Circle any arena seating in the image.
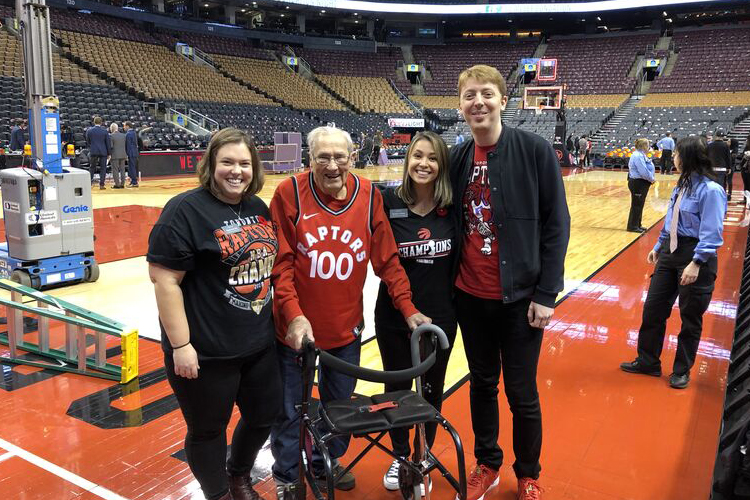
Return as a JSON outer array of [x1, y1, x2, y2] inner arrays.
[[307, 109, 398, 137], [50, 7, 156, 44], [317, 75, 413, 114], [162, 31, 276, 60], [593, 93, 750, 154], [57, 31, 275, 105], [412, 41, 537, 95], [0, 29, 22, 78], [544, 32, 659, 94], [296, 47, 403, 79], [651, 27, 750, 93], [213, 54, 346, 111], [179, 101, 318, 146]]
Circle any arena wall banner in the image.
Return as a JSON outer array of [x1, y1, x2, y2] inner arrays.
[[139, 148, 275, 177], [387, 118, 425, 128]]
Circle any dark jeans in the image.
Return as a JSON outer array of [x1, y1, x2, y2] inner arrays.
[[165, 346, 282, 500], [375, 321, 457, 457], [627, 177, 651, 230], [127, 155, 139, 185], [636, 237, 717, 376], [715, 172, 728, 194], [660, 150, 673, 174], [455, 288, 543, 479], [90, 155, 106, 186], [271, 338, 361, 484]]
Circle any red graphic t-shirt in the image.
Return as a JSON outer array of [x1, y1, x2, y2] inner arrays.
[[455, 143, 503, 299]]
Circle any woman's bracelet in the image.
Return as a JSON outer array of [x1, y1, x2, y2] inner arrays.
[[171, 341, 191, 350]]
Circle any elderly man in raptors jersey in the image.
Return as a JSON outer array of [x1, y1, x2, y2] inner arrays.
[[270, 126, 430, 499]]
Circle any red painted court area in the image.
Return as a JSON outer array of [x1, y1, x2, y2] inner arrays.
[[0, 195, 745, 500]]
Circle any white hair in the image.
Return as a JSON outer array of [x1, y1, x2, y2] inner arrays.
[[307, 126, 353, 156], [109, 123, 119, 133]]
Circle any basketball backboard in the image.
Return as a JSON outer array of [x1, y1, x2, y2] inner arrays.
[[523, 86, 564, 110]]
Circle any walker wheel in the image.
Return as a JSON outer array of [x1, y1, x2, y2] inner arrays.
[[398, 463, 420, 500]]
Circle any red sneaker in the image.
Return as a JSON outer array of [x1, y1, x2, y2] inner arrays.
[[517, 477, 542, 500], [457, 464, 499, 500]]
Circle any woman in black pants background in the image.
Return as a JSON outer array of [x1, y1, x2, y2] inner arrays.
[[148, 128, 281, 500], [375, 131, 457, 494]]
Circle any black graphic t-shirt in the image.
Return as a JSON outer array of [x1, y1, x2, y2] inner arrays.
[[147, 187, 277, 360], [374, 187, 456, 329]]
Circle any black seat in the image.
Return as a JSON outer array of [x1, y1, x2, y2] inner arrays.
[[321, 390, 438, 436]]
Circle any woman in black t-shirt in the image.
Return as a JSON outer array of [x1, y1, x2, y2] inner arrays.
[[375, 131, 457, 493], [147, 128, 280, 500]]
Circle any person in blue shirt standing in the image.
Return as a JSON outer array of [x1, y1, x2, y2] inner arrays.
[[620, 135, 726, 389], [656, 132, 675, 175], [626, 138, 656, 233]]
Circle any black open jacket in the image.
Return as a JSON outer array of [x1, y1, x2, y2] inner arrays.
[[449, 126, 571, 308]]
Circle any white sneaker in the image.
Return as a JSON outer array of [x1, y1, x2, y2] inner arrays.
[[383, 459, 401, 491], [419, 476, 433, 496], [383, 459, 433, 496]]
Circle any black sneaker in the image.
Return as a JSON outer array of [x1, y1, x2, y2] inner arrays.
[[620, 359, 661, 377], [315, 463, 356, 491], [669, 372, 690, 389]]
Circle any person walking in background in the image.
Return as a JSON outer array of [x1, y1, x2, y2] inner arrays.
[[621, 135, 726, 389], [740, 134, 750, 207], [86, 116, 110, 190], [626, 138, 656, 233], [578, 135, 589, 168], [373, 131, 384, 165], [147, 128, 281, 500], [376, 131, 457, 495], [708, 129, 731, 195], [657, 132, 675, 175], [124, 121, 140, 187], [109, 123, 127, 189], [9, 119, 26, 151]]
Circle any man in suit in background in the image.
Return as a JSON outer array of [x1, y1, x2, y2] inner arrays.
[[9, 119, 26, 151], [86, 116, 110, 190], [109, 123, 127, 189], [124, 122, 140, 187]]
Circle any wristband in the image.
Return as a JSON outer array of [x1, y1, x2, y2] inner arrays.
[[171, 341, 191, 350]]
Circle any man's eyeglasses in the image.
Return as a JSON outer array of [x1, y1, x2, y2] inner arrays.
[[314, 154, 350, 166]]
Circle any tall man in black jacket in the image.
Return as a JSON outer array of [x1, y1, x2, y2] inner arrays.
[[450, 65, 570, 500]]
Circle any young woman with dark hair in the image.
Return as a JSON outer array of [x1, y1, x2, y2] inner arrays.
[[621, 135, 726, 389], [148, 128, 280, 500]]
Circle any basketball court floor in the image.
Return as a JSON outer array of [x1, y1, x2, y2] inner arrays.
[[0, 165, 745, 500]]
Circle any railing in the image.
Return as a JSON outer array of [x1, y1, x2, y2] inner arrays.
[[189, 109, 219, 132], [168, 107, 208, 135], [389, 78, 421, 114], [0, 279, 138, 383], [175, 43, 216, 69]]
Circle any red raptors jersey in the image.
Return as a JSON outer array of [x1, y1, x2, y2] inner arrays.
[[271, 172, 417, 350]]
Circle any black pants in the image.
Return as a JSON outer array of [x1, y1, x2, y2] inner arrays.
[[727, 169, 734, 197], [165, 346, 282, 500], [90, 155, 106, 187], [715, 171, 728, 194], [455, 289, 543, 479], [627, 177, 651, 230], [741, 170, 750, 196], [635, 237, 717, 376], [660, 150, 673, 174], [375, 321, 457, 457], [373, 146, 381, 165]]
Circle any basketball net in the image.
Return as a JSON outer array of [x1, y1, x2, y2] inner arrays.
[[534, 105, 544, 116]]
